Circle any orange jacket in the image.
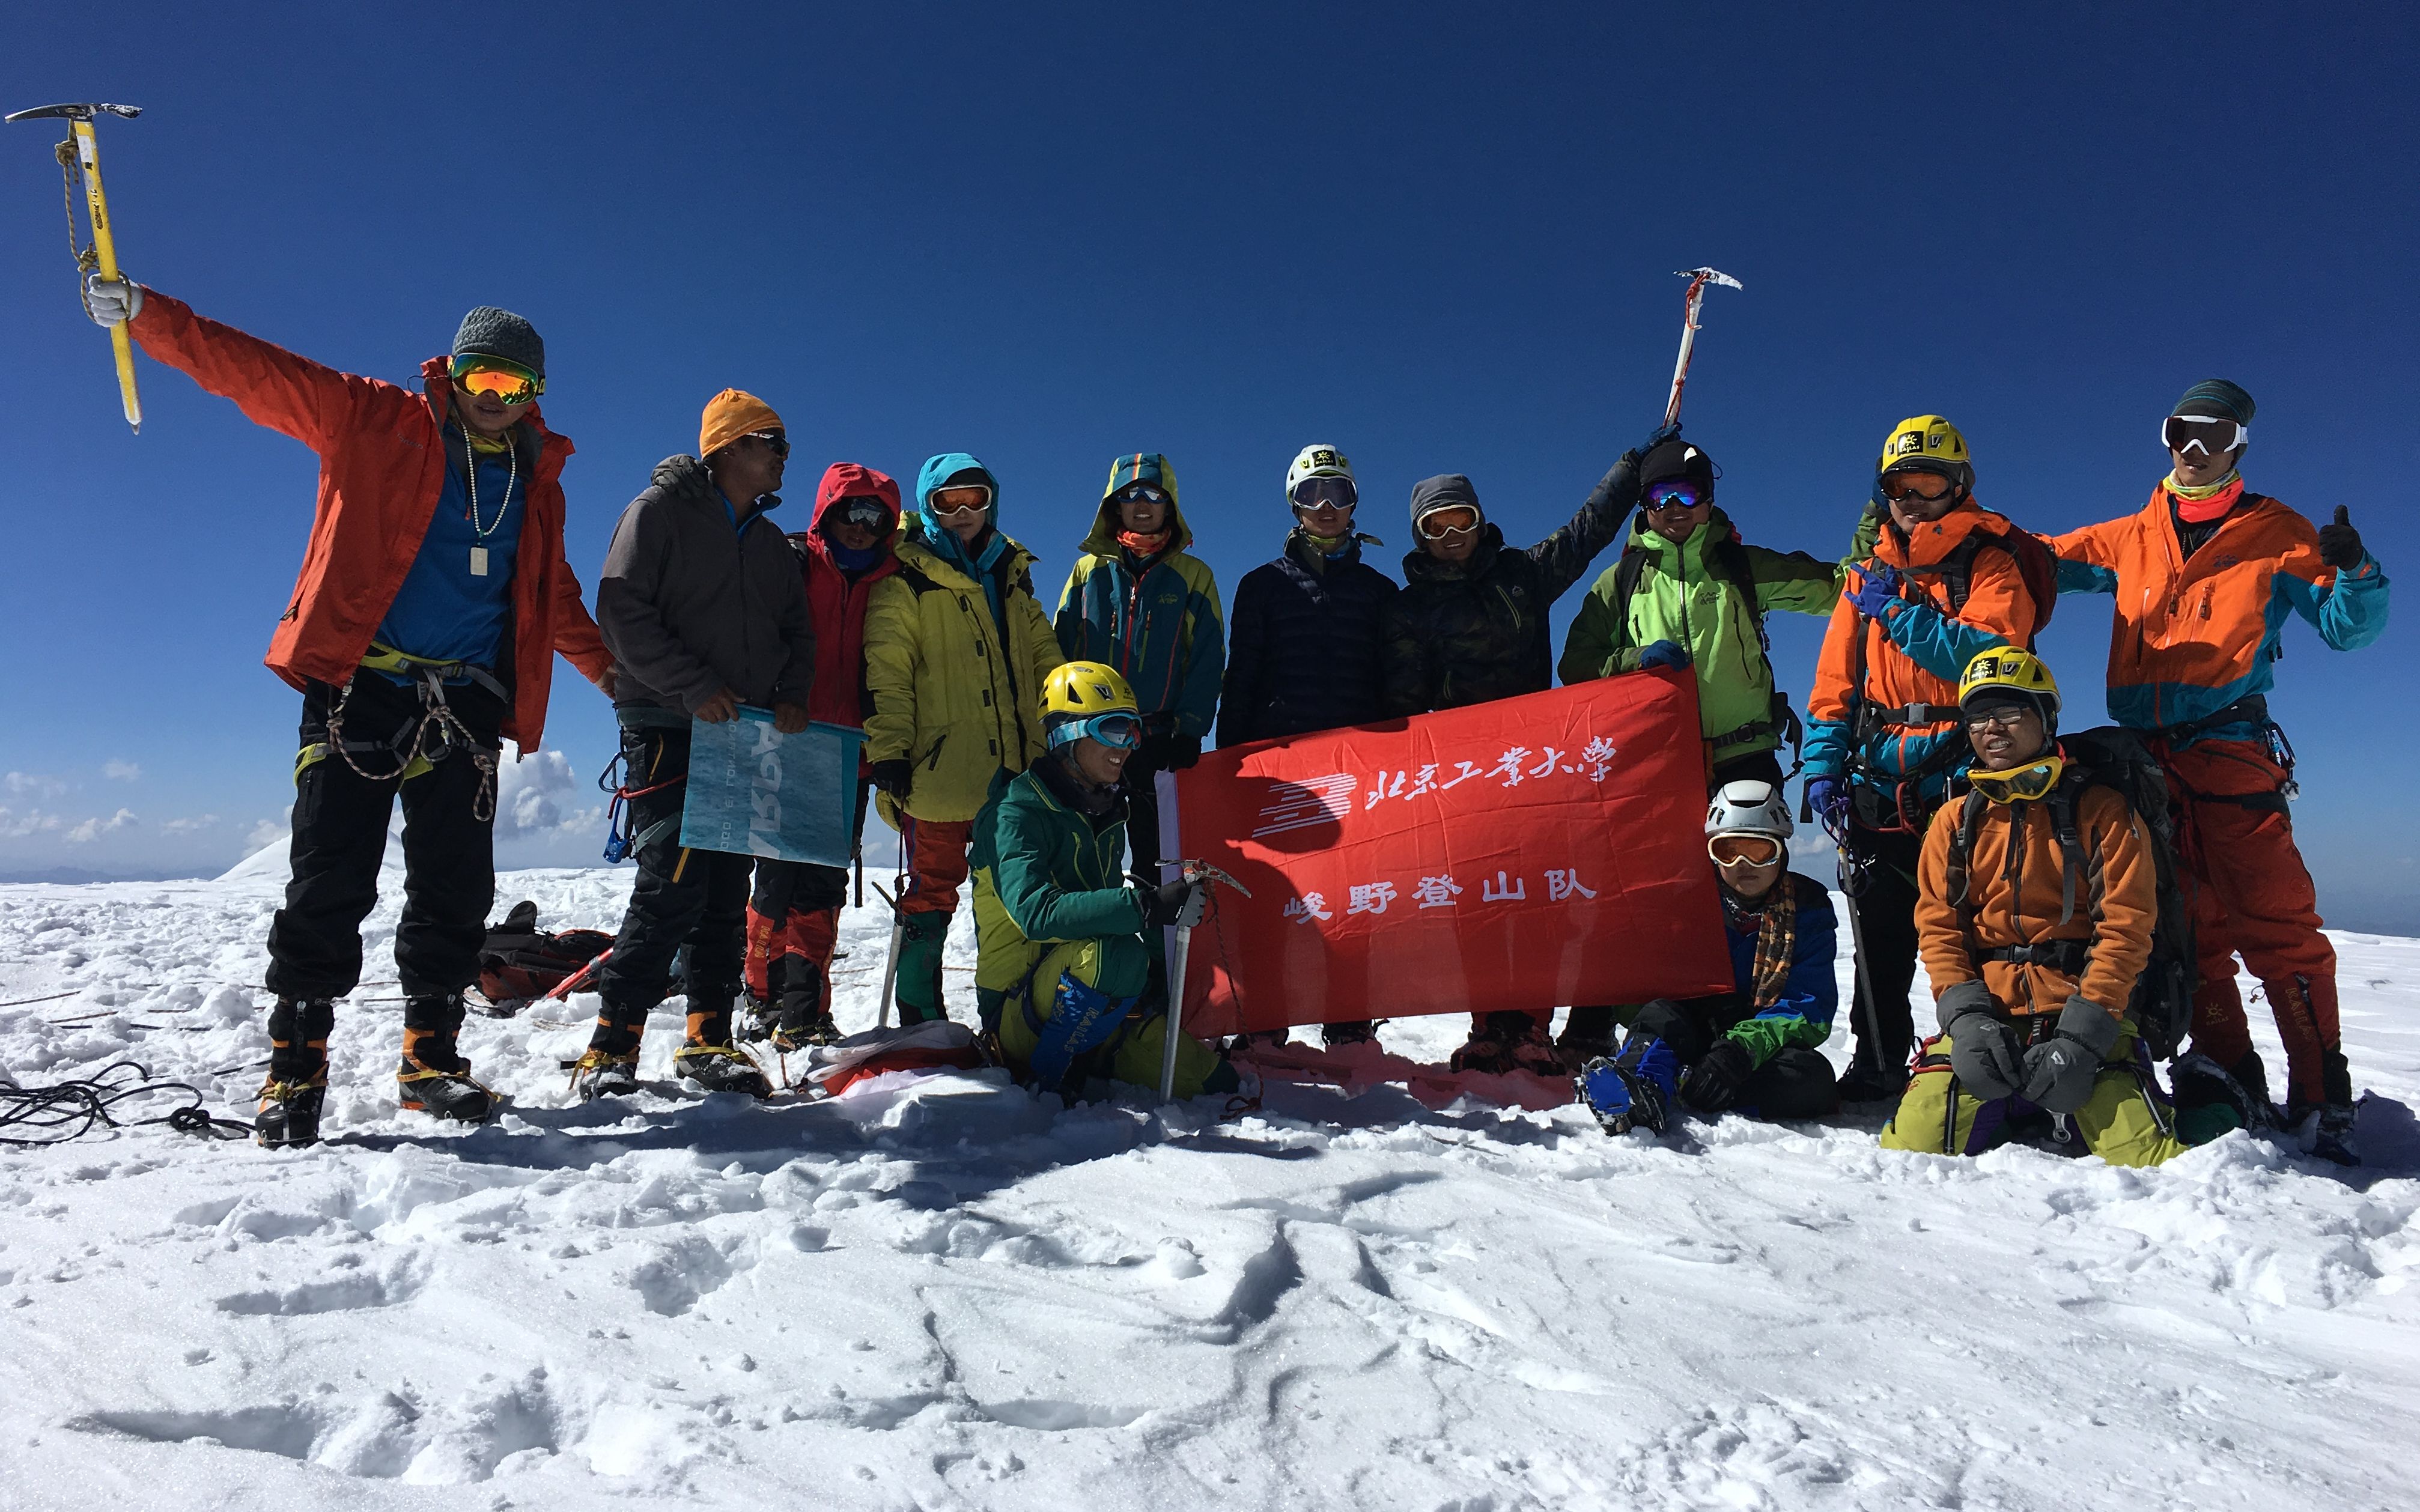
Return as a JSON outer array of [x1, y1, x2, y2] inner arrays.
[[2048, 485, 2388, 733], [128, 291, 613, 750], [1804, 501, 2041, 784], [1915, 775, 2154, 1023]]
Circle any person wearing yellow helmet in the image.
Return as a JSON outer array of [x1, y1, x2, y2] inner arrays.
[[1880, 649, 2187, 1167], [967, 661, 1241, 1098]]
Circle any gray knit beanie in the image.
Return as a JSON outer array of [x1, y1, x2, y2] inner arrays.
[[452, 306, 544, 377]]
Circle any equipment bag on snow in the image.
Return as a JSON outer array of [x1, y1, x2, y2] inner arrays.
[[476, 900, 614, 1013], [1941, 727, 2194, 1060]]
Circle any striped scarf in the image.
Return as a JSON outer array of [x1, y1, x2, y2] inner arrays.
[[1737, 881, 1799, 1009]]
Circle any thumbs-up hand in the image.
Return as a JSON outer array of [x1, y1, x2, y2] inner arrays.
[[2318, 505, 2365, 569]]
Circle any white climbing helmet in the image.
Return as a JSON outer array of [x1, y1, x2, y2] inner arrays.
[[1705, 779, 1793, 840]]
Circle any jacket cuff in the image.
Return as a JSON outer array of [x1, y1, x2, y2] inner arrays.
[[2055, 995, 2124, 1058]]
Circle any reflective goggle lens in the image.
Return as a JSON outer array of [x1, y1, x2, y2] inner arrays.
[[1708, 834, 1783, 867], [1291, 476, 1357, 511], [1113, 484, 1170, 505], [2163, 415, 2248, 456], [1879, 470, 1957, 502], [1644, 481, 1706, 512], [838, 497, 889, 530], [931, 485, 993, 515], [452, 357, 541, 403], [1418, 509, 1480, 539], [1968, 754, 2064, 803], [1083, 712, 1142, 749]]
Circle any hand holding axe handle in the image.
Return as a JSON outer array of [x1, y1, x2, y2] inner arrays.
[[7, 103, 144, 433], [1664, 266, 1742, 428]]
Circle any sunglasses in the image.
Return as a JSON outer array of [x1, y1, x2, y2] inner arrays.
[[1291, 477, 1357, 511], [1879, 470, 1959, 503], [1968, 753, 2064, 804], [2163, 414, 2248, 457], [930, 484, 993, 516], [1708, 833, 1783, 868], [1644, 481, 1707, 513], [742, 430, 790, 458], [1963, 704, 2037, 733], [451, 356, 543, 405], [1113, 484, 1170, 506], [1418, 510, 1481, 540]]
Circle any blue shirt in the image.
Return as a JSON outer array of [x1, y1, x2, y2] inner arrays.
[[375, 423, 525, 674]]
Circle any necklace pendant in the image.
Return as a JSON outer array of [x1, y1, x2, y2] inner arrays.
[[470, 546, 490, 577]]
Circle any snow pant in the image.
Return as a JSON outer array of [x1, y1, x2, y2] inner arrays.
[[1840, 819, 1926, 1087], [744, 779, 868, 1018], [890, 813, 979, 1024], [1709, 747, 1787, 793], [265, 674, 504, 1013], [591, 723, 752, 1056], [2162, 737, 2349, 1110], [1879, 1023, 2186, 1168], [991, 934, 1236, 1099], [1616, 995, 1837, 1120]]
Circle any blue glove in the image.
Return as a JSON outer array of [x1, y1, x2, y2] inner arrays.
[[1637, 639, 1691, 671], [1806, 776, 1849, 833], [1639, 421, 1682, 454], [1847, 563, 1903, 621]]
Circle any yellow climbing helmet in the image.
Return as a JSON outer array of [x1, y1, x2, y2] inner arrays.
[[1958, 647, 2060, 721], [1041, 660, 1143, 749], [1878, 414, 1974, 489]]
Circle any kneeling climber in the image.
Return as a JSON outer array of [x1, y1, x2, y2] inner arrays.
[[970, 661, 1241, 1099]]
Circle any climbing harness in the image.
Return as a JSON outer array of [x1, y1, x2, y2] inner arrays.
[[306, 645, 505, 821]]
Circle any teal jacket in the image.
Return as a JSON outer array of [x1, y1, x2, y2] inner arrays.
[[974, 754, 1148, 947], [1054, 455, 1225, 739]]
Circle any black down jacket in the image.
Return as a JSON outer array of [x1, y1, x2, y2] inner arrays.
[[1217, 530, 1400, 747], [1381, 458, 1639, 715]]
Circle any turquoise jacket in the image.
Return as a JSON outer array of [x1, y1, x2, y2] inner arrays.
[[1053, 454, 1226, 739]]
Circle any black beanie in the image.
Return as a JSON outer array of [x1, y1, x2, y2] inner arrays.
[[452, 306, 544, 377], [2172, 379, 2254, 426], [1640, 439, 1716, 491]]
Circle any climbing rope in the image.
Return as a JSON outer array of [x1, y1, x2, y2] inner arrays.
[[0, 1060, 255, 1145]]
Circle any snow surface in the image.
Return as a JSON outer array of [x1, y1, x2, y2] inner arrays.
[[1, 866, 2415, 1511]]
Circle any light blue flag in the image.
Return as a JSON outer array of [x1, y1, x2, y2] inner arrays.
[[679, 709, 864, 865]]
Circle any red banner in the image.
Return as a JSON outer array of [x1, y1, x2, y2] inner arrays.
[[1158, 669, 1733, 1037]]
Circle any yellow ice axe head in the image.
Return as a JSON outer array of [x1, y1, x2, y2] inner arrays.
[[8, 102, 145, 433]]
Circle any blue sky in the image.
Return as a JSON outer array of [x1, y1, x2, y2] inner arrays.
[[2, 4, 2413, 926]]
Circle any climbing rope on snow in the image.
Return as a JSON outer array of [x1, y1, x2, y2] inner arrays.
[[0, 1060, 255, 1145]]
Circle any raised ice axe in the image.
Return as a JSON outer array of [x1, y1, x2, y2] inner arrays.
[[1663, 266, 1742, 428], [1158, 860, 1251, 1102], [7, 102, 144, 433]]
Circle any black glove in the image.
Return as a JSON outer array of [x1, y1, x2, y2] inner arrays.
[[2318, 506, 2365, 569], [1164, 733, 1202, 770], [866, 759, 914, 800], [1680, 1037, 1756, 1114], [2018, 995, 2123, 1116], [1138, 878, 1203, 928], [1936, 980, 2023, 1101]]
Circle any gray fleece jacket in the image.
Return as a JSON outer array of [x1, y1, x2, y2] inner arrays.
[[597, 454, 816, 721]]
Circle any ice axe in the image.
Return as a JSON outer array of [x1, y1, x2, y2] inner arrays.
[[1662, 266, 1742, 428], [1157, 860, 1251, 1102], [7, 102, 144, 433]]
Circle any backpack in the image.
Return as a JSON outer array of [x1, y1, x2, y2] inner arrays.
[[475, 900, 614, 1015], [1900, 523, 2060, 643], [1941, 727, 2194, 1060]]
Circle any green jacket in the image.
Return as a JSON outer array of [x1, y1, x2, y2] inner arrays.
[[974, 755, 1148, 947], [1054, 466, 1225, 739], [1558, 507, 1841, 761]]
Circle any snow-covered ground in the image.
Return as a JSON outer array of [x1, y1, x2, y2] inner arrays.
[[1, 863, 2414, 1511]]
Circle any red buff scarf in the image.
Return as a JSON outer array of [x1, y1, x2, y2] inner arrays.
[[2166, 471, 2244, 523], [1116, 528, 1172, 556]]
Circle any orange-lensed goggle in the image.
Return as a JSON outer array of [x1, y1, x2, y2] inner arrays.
[[451, 355, 544, 405], [1707, 833, 1783, 868]]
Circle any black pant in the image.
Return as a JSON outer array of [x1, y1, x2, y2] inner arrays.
[[1840, 819, 1926, 1082], [1710, 747, 1787, 791], [1622, 995, 1837, 1120], [264, 675, 503, 1003], [593, 723, 752, 1053]]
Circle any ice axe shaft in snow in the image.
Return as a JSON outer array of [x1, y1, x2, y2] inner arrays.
[[1158, 861, 1251, 1102], [1835, 848, 1889, 1094], [1662, 267, 1742, 428], [8, 102, 144, 433]]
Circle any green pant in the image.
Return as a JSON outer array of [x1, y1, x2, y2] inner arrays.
[[992, 934, 1232, 1099], [1879, 1026, 2187, 1168]]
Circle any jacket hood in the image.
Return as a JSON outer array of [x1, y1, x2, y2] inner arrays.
[[1081, 452, 1193, 557], [1408, 473, 1484, 529], [915, 451, 1000, 526], [810, 462, 902, 536]]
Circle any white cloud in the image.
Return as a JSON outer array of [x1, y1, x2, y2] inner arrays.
[[493, 744, 601, 842], [243, 818, 287, 857], [162, 814, 221, 834], [64, 808, 139, 844], [5, 772, 67, 800], [102, 759, 142, 782], [0, 806, 65, 838]]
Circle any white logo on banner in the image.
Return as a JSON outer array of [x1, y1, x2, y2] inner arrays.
[[1252, 773, 1357, 837]]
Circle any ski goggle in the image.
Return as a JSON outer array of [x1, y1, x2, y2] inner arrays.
[[1417, 506, 1482, 539], [1879, 470, 1958, 503], [929, 484, 993, 517], [1707, 833, 1783, 868], [1291, 476, 1357, 511], [2163, 414, 2249, 456], [1643, 481, 1707, 513], [1111, 483, 1170, 506], [450, 356, 543, 404], [1968, 753, 2064, 804], [1048, 711, 1142, 750], [833, 497, 889, 531]]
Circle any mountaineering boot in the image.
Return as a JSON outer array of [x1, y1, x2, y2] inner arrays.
[[892, 911, 952, 1024], [1576, 1055, 1668, 1136], [673, 1043, 773, 1099], [1833, 1058, 1907, 1105], [1226, 1028, 1294, 1054], [258, 996, 335, 1147], [767, 955, 839, 1051], [1320, 1020, 1379, 1051], [569, 1048, 640, 1101], [740, 992, 780, 1044], [397, 992, 493, 1123], [2168, 1051, 2266, 1146], [2311, 1101, 2361, 1167], [1451, 1012, 1557, 1075]]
